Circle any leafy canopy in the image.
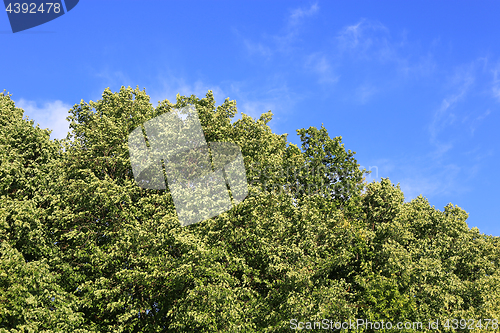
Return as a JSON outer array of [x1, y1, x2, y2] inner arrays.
[[1, 87, 499, 332]]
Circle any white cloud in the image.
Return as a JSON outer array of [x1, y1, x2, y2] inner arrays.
[[355, 84, 378, 104], [238, 3, 319, 58], [95, 69, 130, 88], [399, 177, 442, 202], [237, 12, 437, 99], [337, 21, 363, 49], [151, 75, 227, 108], [226, 77, 298, 123], [493, 85, 500, 101], [427, 63, 475, 157], [15, 99, 72, 141], [465, 109, 491, 136], [91, 68, 135, 101], [366, 154, 470, 203], [335, 19, 436, 79], [422, 56, 500, 164], [304, 52, 339, 84], [237, 100, 276, 119], [397, 53, 436, 79], [288, 3, 319, 26], [398, 161, 469, 202], [243, 39, 273, 58], [150, 73, 299, 132], [492, 62, 500, 102], [336, 19, 390, 59]]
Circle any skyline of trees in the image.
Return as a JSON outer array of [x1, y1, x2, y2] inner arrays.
[[1, 87, 499, 332]]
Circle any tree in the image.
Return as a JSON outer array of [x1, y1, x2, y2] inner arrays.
[[0, 91, 89, 332], [1, 87, 499, 332], [353, 178, 500, 329]]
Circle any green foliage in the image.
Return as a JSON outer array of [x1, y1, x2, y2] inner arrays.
[[1, 87, 499, 332]]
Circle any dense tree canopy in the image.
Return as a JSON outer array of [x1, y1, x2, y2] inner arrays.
[[1, 87, 499, 332]]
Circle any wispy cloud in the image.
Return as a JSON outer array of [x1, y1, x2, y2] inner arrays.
[[288, 3, 319, 26], [425, 58, 500, 160], [397, 53, 436, 79], [335, 19, 436, 78], [278, 3, 320, 50], [398, 163, 466, 202], [426, 62, 476, 158], [150, 71, 300, 132], [366, 154, 470, 203], [226, 76, 299, 123], [236, 12, 440, 104], [237, 3, 319, 58], [152, 75, 227, 107], [492, 61, 500, 102], [95, 69, 130, 88], [92, 68, 135, 99], [355, 83, 379, 104], [463, 109, 491, 136], [366, 56, 499, 204], [15, 99, 72, 140], [237, 99, 276, 119], [336, 19, 391, 60], [304, 52, 339, 84], [243, 39, 273, 58]]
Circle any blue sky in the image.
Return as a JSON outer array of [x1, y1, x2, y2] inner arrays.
[[2, 1, 500, 236]]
